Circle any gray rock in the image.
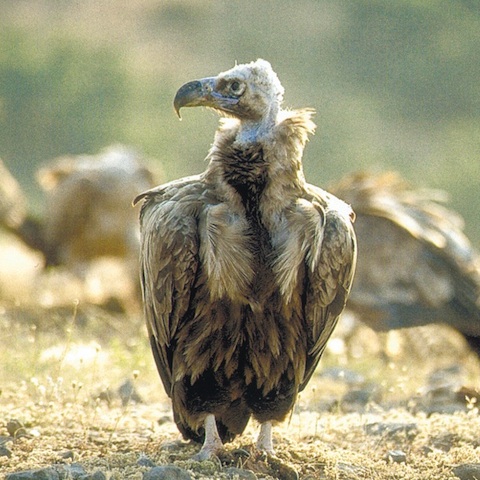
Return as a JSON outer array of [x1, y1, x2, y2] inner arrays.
[[231, 448, 250, 460], [453, 463, 480, 480], [79, 471, 106, 480], [6, 419, 27, 438], [0, 435, 14, 445], [137, 454, 156, 467], [143, 465, 192, 480], [386, 450, 407, 463], [340, 383, 382, 412], [159, 440, 190, 451], [365, 422, 418, 439], [0, 445, 12, 457], [319, 366, 366, 385], [429, 432, 459, 452], [62, 463, 87, 478], [336, 463, 367, 478], [224, 467, 257, 479], [57, 450, 75, 460], [118, 379, 144, 406], [6, 468, 60, 480]]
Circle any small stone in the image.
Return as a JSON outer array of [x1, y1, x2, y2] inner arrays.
[[453, 463, 480, 480], [118, 379, 144, 406], [224, 467, 258, 479], [340, 383, 382, 412], [429, 432, 459, 452], [319, 366, 365, 385], [137, 454, 156, 467], [159, 440, 190, 451], [143, 465, 192, 480], [386, 450, 407, 463], [6, 419, 27, 438], [57, 450, 75, 460], [365, 422, 418, 439], [0, 445, 12, 457], [267, 456, 299, 480], [79, 471, 106, 480], [231, 448, 251, 460], [5, 468, 60, 480], [157, 415, 172, 426], [0, 435, 14, 445], [64, 463, 87, 478]]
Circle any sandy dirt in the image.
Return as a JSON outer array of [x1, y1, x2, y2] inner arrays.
[[1, 235, 480, 479]]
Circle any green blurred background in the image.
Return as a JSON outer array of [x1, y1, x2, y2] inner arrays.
[[1, 0, 479, 246]]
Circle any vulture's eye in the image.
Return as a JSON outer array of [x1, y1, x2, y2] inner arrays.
[[229, 81, 245, 96]]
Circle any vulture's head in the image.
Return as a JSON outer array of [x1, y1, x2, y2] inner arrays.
[[174, 59, 284, 126]]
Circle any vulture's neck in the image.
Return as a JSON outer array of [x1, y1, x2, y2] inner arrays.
[[234, 105, 278, 148], [206, 108, 315, 212]]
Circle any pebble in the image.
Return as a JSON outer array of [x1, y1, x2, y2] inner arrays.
[[118, 379, 144, 406], [143, 465, 192, 480], [8, 463, 91, 480], [428, 432, 459, 452], [157, 415, 172, 425], [319, 366, 366, 385], [231, 448, 250, 461], [61, 463, 87, 478], [6, 419, 28, 438], [386, 450, 407, 463], [452, 463, 480, 480], [0, 445, 12, 457], [267, 456, 299, 480], [365, 422, 418, 439], [336, 463, 368, 478], [0, 435, 14, 445], [5, 468, 60, 480], [224, 467, 257, 479], [57, 450, 75, 460], [159, 439, 190, 451], [137, 454, 156, 467], [339, 383, 382, 412], [78, 471, 106, 480]]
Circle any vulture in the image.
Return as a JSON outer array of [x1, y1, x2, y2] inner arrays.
[[0, 158, 27, 232], [0, 158, 45, 254], [330, 171, 480, 354], [37, 144, 153, 274], [134, 59, 357, 459]]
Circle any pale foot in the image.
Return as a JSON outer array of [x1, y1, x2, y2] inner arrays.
[[256, 421, 275, 455], [193, 414, 224, 461]]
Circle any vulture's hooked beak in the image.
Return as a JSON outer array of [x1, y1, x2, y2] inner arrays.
[[173, 77, 240, 118]]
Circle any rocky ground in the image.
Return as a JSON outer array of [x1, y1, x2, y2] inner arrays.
[[2, 234, 480, 480]]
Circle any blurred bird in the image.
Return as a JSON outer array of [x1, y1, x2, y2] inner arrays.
[[0, 158, 46, 254], [330, 171, 480, 355], [0, 158, 27, 232], [37, 144, 154, 275], [135, 59, 356, 459]]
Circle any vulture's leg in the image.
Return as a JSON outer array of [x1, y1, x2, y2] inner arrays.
[[256, 421, 275, 454], [194, 414, 223, 460]]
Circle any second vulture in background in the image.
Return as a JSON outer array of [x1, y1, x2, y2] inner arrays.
[[37, 144, 154, 275], [330, 171, 480, 354]]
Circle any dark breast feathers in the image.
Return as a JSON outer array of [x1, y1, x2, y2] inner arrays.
[[136, 125, 356, 445]]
